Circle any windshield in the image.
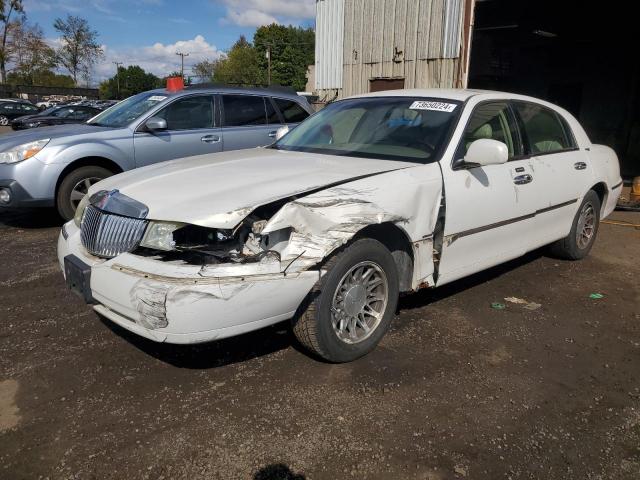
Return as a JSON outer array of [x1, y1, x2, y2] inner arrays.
[[273, 97, 461, 162], [87, 92, 168, 128]]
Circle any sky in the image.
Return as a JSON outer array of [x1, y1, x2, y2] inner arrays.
[[20, 0, 316, 84]]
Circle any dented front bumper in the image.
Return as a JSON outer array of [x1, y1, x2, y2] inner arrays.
[[57, 222, 320, 344]]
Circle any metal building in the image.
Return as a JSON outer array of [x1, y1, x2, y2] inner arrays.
[[315, 0, 471, 101]]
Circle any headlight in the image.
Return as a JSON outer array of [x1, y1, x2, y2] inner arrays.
[[73, 194, 91, 227], [140, 221, 185, 251], [0, 139, 50, 164]]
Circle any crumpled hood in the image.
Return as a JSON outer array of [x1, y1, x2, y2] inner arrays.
[[0, 123, 113, 150], [91, 148, 417, 228]]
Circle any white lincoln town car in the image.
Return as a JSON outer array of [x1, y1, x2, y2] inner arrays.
[[57, 89, 622, 362]]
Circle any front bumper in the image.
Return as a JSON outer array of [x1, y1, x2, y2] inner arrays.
[[58, 222, 321, 344], [0, 158, 62, 208]]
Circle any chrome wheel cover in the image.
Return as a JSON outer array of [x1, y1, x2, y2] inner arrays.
[[70, 177, 102, 211], [576, 202, 596, 249], [0, 116, 8, 126], [331, 261, 388, 344]]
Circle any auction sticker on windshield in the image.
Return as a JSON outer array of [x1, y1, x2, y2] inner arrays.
[[409, 101, 457, 112], [148, 96, 167, 102]]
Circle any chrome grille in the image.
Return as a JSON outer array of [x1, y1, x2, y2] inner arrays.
[[80, 205, 148, 258]]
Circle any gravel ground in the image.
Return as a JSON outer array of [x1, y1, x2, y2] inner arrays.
[[0, 204, 639, 480]]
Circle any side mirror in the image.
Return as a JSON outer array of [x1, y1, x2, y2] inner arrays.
[[274, 125, 290, 141], [464, 139, 509, 167], [145, 116, 167, 131]]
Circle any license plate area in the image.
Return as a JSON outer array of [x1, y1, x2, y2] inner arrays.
[[64, 255, 94, 304]]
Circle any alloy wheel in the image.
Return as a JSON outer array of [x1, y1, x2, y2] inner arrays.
[[331, 261, 389, 344], [576, 202, 596, 249], [69, 177, 101, 211]]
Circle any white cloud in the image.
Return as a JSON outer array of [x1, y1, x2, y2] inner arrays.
[[226, 9, 279, 27], [90, 35, 224, 82], [218, 0, 315, 27]]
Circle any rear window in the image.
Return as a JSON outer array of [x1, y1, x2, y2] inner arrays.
[[274, 98, 308, 123], [222, 95, 266, 126], [513, 102, 575, 154]]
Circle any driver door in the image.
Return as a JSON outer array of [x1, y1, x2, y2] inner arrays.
[[437, 101, 541, 285], [133, 94, 222, 167]]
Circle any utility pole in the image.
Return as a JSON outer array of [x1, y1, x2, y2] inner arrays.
[[112, 61, 123, 99], [176, 52, 189, 79], [266, 45, 271, 85]]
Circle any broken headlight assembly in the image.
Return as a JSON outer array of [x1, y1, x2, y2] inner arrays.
[[140, 221, 186, 251], [137, 217, 290, 265]]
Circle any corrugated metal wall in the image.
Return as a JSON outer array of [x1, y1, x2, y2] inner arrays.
[[315, 0, 345, 90], [315, 0, 466, 99]]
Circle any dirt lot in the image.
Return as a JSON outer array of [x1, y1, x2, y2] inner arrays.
[[0, 204, 639, 480]]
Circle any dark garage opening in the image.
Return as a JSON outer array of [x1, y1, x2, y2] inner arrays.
[[468, 0, 639, 179]]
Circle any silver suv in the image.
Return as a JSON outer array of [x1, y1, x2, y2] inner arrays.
[[0, 86, 312, 220]]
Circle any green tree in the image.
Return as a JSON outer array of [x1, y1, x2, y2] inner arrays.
[[0, 0, 24, 83], [192, 59, 217, 83], [253, 24, 314, 90], [212, 36, 263, 86], [99, 65, 161, 99], [7, 69, 74, 87], [7, 20, 57, 85], [53, 15, 103, 85]]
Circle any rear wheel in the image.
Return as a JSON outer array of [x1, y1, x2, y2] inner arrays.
[[0, 115, 9, 126], [292, 238, 399, 363], [549, 190, 601, 260], [56, 166, 113, 221]]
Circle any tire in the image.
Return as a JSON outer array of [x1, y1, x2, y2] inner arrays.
[[56, 166, 113, 221], [549, 190, 601, 260], [0, 115, 8, 126], [292, 238, 399, 363]]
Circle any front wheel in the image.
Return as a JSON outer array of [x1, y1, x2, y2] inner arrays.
[[549, 190, 601, 260], [56, 166, 113, 221], [0, 115, 9, 126], [292, 238, 399, 363]]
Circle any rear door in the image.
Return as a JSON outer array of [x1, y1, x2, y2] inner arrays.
[[438, 101, 540, 285], [220, 94, 280, 150], [511, 101, 591, 245], [133, 94, 221, 167]]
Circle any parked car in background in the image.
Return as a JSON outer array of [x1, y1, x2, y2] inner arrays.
[[0, 101, 39, 125], [11, 105, 102, 130], [0, 86, 313, 220], [57, 89, 622, 362], [36, 100, 60, 110]]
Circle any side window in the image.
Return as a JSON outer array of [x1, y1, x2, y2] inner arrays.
[[459, 102, 521, 159], [156, 95, 214, 130], [265, 98, 281, 124], [222, 95, 266, 126], [513, 102, 572, 154], [274, 98, 309, 123]]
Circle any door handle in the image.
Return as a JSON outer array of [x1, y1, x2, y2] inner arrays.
[[201, 135, 220, 143], [574, 162, 587, 170], [514, 174, 533, 185], [268, 130, 277, 138]]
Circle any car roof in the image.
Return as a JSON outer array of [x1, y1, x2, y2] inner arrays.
[[351, 88, 566, 109], [146, 85, 303, 101], [352, 88, 486, 101]]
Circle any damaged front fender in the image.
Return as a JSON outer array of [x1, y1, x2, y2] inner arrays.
[[262, 164, 443, 288]]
